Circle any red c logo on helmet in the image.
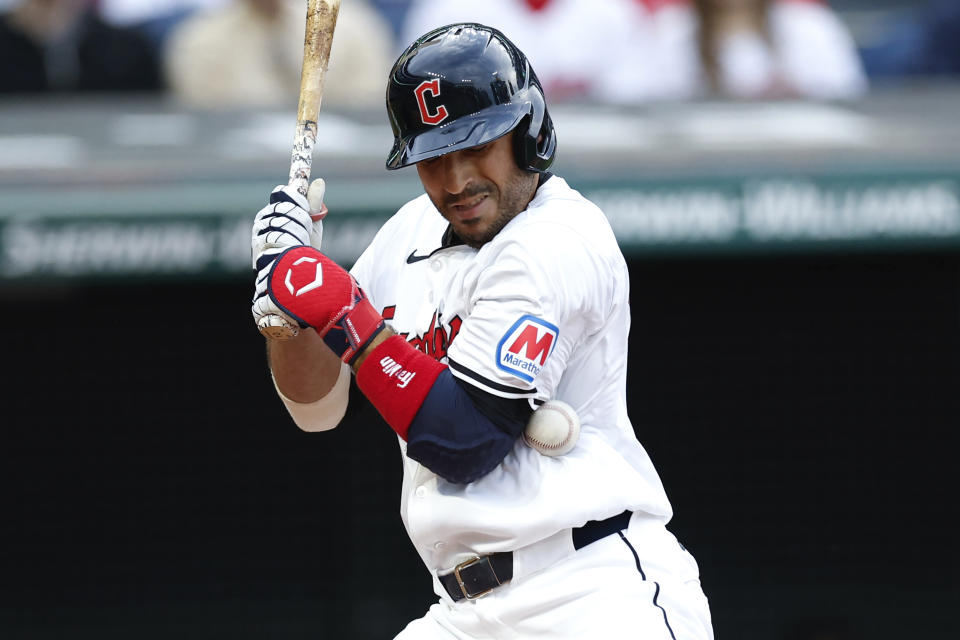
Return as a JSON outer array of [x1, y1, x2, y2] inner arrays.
[[415, 79, 448, 125]]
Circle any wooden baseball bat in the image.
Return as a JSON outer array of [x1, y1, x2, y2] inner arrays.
[[258, 0, 340, 340], [289, 0, 341, 204]]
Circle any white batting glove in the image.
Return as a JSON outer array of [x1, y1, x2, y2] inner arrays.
[[251, 180, 328, 336], [251, 180, 327, 267]]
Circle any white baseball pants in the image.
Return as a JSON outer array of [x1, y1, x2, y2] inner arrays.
[[394, 512, 714, 639]]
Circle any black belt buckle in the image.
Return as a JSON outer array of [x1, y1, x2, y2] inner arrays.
[[453, 555, 504, 600]]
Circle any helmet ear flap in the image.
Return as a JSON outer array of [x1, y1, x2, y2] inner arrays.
[[533, 108, 556, 171], [513, 89, 556, 172], [512, 113, 535, 171]]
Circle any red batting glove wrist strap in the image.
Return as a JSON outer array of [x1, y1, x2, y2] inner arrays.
[[335, 296, 386, 365], [355, 335, 447, 441]]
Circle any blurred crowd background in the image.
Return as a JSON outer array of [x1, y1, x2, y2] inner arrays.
[[0, 0, 958, 106]]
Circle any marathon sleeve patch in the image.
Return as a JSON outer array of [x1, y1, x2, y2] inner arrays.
[[496, 315, 559, 383]]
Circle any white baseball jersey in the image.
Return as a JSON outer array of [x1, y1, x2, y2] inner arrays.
[[337, 175, 673, 584]]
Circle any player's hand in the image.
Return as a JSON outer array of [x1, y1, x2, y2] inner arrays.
[[251, 180, 328, 338], [251, 180, 327, 269], [264, 246, 385, 364]]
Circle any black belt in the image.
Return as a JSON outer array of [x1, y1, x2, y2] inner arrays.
[[438, 510, 633, 602]]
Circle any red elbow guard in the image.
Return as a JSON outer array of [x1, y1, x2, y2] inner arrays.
[[355, 335, 447, 440]]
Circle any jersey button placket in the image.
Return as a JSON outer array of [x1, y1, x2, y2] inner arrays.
[[419, 256, 444, 334], [407, 473, 437, 561]]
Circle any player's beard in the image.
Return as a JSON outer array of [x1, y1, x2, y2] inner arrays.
[[439, 170, 538, 249]]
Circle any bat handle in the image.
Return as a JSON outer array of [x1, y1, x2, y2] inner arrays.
[[289, 120, 327, 222], [257, 121, 323, 340], [289, 120, 318, 198]]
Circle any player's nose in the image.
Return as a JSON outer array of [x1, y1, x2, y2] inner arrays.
[[437, 152, 475, 195]]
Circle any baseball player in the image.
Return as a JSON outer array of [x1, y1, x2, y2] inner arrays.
[[251, 23, 714, 639]]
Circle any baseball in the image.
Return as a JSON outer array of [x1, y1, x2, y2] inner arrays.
[[523, 400, 580, 457]]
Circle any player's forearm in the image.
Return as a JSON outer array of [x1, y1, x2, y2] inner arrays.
[[349, 325, 396, 373], [268, 329, 343, 402]]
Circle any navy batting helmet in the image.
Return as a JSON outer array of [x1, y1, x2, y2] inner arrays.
[[385, 23, 556, 172]]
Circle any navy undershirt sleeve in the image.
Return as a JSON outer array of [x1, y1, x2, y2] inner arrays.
[[405, 370, 533, 484]]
